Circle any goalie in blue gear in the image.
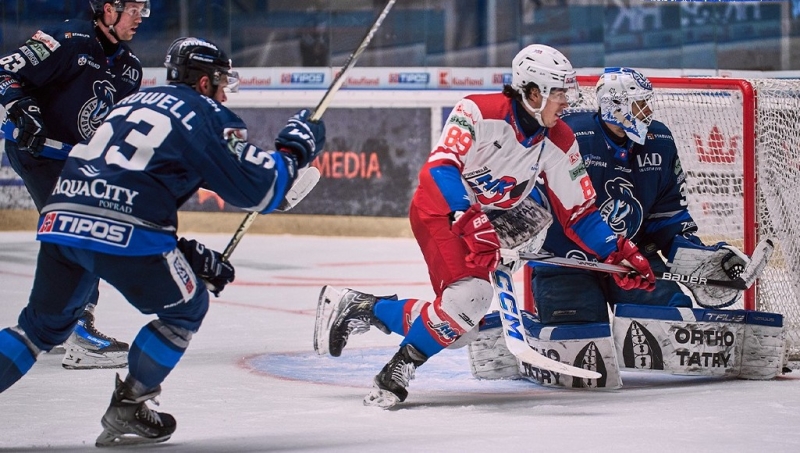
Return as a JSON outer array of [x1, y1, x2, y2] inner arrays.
[[0, 36, 325, 446], [0, 0, 152, 370]]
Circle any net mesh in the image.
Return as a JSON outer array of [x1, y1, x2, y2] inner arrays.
[[574, 77, 800, 361]]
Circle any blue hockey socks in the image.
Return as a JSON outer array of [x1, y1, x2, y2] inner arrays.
[[0, 327, 39, 393], [127, 320, 191, 390]]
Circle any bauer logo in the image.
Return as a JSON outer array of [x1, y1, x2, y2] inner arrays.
[[280, 72, 325, 85], [37, 211, 132, 247], [389, 72, 429, 84]]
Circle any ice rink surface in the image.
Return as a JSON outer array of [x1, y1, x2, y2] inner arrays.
[[1, 231, 800, 452]]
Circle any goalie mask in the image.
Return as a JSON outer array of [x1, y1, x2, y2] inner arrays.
[[511, 44, 579, 124], [596, 67, 654, 145], [165, 37, 240, 93]]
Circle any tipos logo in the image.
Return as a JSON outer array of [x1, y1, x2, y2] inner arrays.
[[622, 320, 664, 370]]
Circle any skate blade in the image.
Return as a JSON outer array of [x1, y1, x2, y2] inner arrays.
[[62, 350, 128, 370], [313, 286, 343, 356], [95, 427, 171, 448], [363, 387, 401, 409]]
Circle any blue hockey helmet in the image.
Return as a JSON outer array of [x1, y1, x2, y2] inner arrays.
[[90, 0, 151, 18], [596, 67, 654, 145], [165, 37, 239, 93]]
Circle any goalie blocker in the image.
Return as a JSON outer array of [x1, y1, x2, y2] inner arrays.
[[468, 304, 786, 388]]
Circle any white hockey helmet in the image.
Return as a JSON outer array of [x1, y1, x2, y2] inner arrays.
[[595, 67, 654, 145], [511, 44, 579, 123]]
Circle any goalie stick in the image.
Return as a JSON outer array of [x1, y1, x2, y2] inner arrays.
[[221, 0, 397, 261], [519, 238, 774, 292], [492, 261, 602, 380]]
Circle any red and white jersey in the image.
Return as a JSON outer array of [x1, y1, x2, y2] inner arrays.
[[416, 92, 613, 256]]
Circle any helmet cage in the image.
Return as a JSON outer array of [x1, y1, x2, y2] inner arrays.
[[596, 67, 654, 144]]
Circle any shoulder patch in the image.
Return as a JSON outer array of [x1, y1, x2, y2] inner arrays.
[[464, 92, 510, 121], [30, 31, 61, 52], [548, 119, 577, 152]]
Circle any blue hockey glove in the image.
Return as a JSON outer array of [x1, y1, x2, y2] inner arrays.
[[177, 238, 235, 297], [274, 109, 326, 168], [7, 96, 47, 157]]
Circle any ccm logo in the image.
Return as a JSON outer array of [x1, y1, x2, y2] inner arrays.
[[39, 211, 132, 247]]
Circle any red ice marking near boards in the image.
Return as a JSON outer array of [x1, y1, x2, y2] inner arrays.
[[211, 298, 315, 316], [316, 260, 421, 267]]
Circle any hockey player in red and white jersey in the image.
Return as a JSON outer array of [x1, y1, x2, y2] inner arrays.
[[314, 44, 655, 408]]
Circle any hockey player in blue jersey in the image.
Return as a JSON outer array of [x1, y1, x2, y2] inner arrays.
[[0, 36, 326, 446], [0, 0, 151, 369]]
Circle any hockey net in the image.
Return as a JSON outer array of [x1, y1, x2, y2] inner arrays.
[[525, 76, 800, 362]]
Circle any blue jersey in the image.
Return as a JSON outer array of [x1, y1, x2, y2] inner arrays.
[[537, 111, 697, 259], [36, 84, 297, 256], [0, 20, 142, 158]]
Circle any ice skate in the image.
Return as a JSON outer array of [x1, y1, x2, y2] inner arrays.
[[364, 344, 427, 409], [95, 374, 176, 447], [62, 311, 129, 370], [314, 286, 392, 357]]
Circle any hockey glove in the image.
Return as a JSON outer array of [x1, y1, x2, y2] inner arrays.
[[275, 109, 326, 168], [604, 236, 655, 292], [6, 97, 47, 157], [666, 235, 750, 308], [177, 238, 235, 297], [451, 204, 501, 271]]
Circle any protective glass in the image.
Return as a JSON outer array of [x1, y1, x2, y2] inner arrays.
[[122, 2, 150, 18], [224, 70, 240, 93]]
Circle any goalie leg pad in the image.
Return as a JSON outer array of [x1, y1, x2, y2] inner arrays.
[[739, 311, 785, 380], [467, 313, 520, 380], [612, 304, 785, 379], [518, 312, 622, 389]]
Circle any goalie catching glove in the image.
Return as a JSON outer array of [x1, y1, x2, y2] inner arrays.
[[604, 236, 655, 291], [177, 238, 235, 297], [667, 235, 755, 308], [451, 204, 501, 271]]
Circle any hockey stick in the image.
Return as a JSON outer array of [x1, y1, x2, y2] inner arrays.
[[519, 238, 775, 291], [221, 0, 397, 261], [492, 262, 602, 379]]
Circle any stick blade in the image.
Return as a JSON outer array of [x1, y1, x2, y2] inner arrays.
[[741, 237, 775, 288], [277, 166, 321, 212]]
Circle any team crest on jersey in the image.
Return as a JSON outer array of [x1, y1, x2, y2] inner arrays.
[[77, 80, 117, 140], [466, 168, 522, 209], [598, 177, 643, 237]]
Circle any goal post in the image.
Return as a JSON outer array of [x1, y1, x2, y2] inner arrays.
[[521, 76, 800, 360]]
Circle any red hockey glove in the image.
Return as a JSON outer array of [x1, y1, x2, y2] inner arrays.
[[451, 204, 501, 271], [604, 236, 656, 292]]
